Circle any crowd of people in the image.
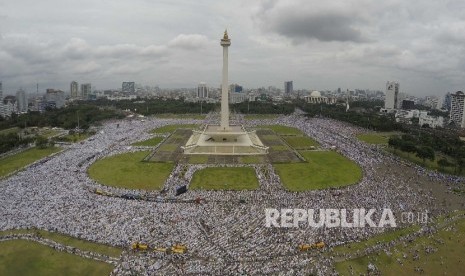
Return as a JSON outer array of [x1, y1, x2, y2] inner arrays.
[[0, 112, 463, 275]]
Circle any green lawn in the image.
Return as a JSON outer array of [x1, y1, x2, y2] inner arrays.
[[158, 144, 178, 152], [274, 151, 362, 191], [188, 155, 209, 164], [156, 114, 205, 119], [385, 148, 460, 175], [39, 129, 61, 138], [331, 225, 420, 255], [0, 127, 20, 135], [132, 136, 164, 147], [0, 147, 61, 177], [284, 136, 319, 149], [245, 114, 279, 120], [88, 151, 174, 190], [0, 240, 114, 276], [271, 145, 289, 151], [55, 133, 91, 143], [239, 155, 266, 164], [151, 124, 199, 134], [190, 167, 259, 190], [0, 229, 122, 258], [335, 217, 465, 276], [356, 132, 397, 145], [259, 125, 304, 135]]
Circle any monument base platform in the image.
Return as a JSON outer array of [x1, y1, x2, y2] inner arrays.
[[182, 125, 268, 155]]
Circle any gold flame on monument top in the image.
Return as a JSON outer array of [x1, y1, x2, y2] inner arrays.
[[221, 29, 230, 43]]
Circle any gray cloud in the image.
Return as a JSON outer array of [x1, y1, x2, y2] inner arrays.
[[1, 0, 465, 96], [255, 0, 369, 43]]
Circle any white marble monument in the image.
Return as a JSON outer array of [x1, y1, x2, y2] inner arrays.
[[182, 30, 268, 155]]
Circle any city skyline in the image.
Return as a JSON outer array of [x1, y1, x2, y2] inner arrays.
[[1, 1, 465, 96]]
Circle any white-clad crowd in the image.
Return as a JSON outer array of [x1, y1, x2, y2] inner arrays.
[[0, 113, 462, 275]]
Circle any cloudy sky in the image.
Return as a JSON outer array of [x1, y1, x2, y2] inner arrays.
[[1, 0, 465, 96]]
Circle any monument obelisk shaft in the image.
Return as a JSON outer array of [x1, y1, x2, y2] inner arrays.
[[220, 30, 231, 131]]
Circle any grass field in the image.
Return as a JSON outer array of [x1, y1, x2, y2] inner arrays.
[[335, 217, 465, 275], [331, 225, 420, 255], [245, 114, 279, 120], [239, 155, 266, 164], [188, 155, 209, 164], [0, 127, 20, 135], [155, 114, 205, 119], [39, 129, 61, 138], [385, 148, 460, 175], [274, 151, 362, 191], [284, 136, 319, 149], [132, 136, 164, 147], [55, 133, 91, 143], [190, 167, 259, 190], [88, 151, 174, 190], [356, 132, 397, 145], [259, 125, 304, 135], [0, 229, 122, 258], [0, 240, 114, 276], [151, 124, 199, 134], [0, 147, 61, 177]]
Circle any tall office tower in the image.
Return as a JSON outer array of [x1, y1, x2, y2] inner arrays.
[[16, 88, 27, 113], [0, 82, 3, 117], [229, 83, 246, 103], [70, 81, 79, 98], [443, 92, 452, 111], [122, 82, 135, 94], [384, 81, 399, 110], [450, 91, 465, 128], [197, 82, 208, 98], [80, 83, 91, 99], [284, 81, 293, 95], [46, 89, 65, 108]]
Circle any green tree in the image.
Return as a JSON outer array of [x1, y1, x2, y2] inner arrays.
[[35, 136, 49, 149], [415, 146, 435, 164]]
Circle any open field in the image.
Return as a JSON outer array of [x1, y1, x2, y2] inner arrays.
[[335, 215, 465, 275], [39, 129, 61, 138], [132, 136, 164, 147], [55, 133, 91, 143], [385, 148, 461, 176], [88, 151, 173, 190], [151, 124, 199, 134], [259, 125, 304, 135], [190, 167, 259, 190], [331, 225, 421, 255], [274, 151, 362, 191], [0, 240, 114, 276], [245, 114, 279, 120], [155, 114, 206, 119], [356, 132, 398, 145], [283, 136, 319, 149], [0, 127, 20, 135], [0, 147, 61, 177], [0, 229, 122, 258]]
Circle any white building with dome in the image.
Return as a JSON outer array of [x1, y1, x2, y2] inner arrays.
[[304, 91, 337, 104]]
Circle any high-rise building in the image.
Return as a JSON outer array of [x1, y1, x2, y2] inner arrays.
[[284, 81, 293, 95], [122, 82, 135, 94], [197, 82, 208, 98], [45, 89, 65, 108], [0, 81, 4, 117], [384, 81, 399, 110], [229, 83, 246, 103], [443, 92, 452, 111], [70, 81, 79, 98], [16, 88, 28, 113], [450, 91, 465, 128], [80, 83, 91, 99]]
